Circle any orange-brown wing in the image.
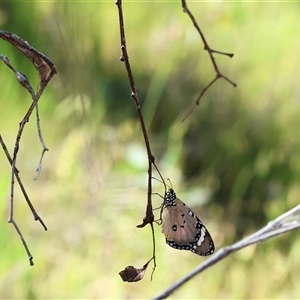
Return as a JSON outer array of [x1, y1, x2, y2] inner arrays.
[[162, 198, 214, 256]]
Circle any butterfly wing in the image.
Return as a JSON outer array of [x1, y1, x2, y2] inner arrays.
[[162, 191, 214, 256]]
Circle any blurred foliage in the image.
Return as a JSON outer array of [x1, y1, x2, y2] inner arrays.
[[0, 1, 300, 299]]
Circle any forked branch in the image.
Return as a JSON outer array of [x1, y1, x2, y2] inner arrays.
[[0, 31, 56, 265], [181, 0, 236, 121]]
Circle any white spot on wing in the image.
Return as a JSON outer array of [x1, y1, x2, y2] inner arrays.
[[197, 226, 206, 246]]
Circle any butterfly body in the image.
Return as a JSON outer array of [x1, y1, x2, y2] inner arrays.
[[162, 188, 214, 256]]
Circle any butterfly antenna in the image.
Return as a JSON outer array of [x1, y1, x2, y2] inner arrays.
[[153, 161, 168, 193], [167, 178, 173, 189]]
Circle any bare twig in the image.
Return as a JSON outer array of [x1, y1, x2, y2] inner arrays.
[[0, 31, 56, 171], [0, 31, 56, 265], [153, 204, 300, 299], [182, 76, 218, 122], [116, 1, 155, 227], [116, 0, 170, 278], [10, 219, 34, 266], [116, 0, 156, 275], [0, 134, 47, 231], [34, 148, 48, 180], [34, 103, 49, 180], [181, 0, 236, 121], [149, 222, 157, 281]]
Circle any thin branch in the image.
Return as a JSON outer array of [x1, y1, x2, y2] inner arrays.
[[0, 31, 56, 265], [10, 219, 34, 266], [116, 0, 172, 280], [181, 76, 218, 122], [0, 31, 56, 172], [181, 0, 236, 121], [116, 1, 155, 227], [34, 103, 49, 180], [0, 135, 48, 230], [8, 97, 41, 224], [0, 134, 20, 174], [150, 222, 157, 281], [153, 204, 300, 299], [34, 148, 48, 180], [116, 0, 159, 277]]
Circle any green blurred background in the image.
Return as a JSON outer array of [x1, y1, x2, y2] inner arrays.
[[1, 1, 300, 299]]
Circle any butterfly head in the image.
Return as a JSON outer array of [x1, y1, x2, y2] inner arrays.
[[165, 188, 177, 206]]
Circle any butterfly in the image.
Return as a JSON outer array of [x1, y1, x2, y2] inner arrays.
[[161, 188, 214, 256]]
